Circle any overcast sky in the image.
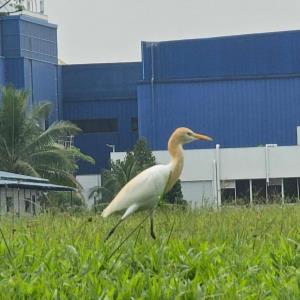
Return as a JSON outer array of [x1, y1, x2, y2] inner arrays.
[[45, 0, 300, 64]]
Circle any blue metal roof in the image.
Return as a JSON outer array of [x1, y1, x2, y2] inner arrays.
[[141, 30, 300, 81]]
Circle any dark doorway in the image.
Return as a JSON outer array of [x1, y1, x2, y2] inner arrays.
[[221, 189, 236, 205], [252, 179, 266, 204], [267, 178, 282, 204], [284, 178, 298, 203], [236, 180, 250, 205]]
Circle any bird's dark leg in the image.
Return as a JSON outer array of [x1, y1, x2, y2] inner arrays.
[[150, 213, 156, 239], [104, 219, 123, 242]]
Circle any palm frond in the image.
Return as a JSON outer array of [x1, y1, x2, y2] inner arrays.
[[29, 149, 75, 171], [0, 86, 94, 188], [14, 160, 40, 177], [29, 101, 52, 122], [24, 121, 81, 153]]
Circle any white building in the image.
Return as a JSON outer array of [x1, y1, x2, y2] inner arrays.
[[77, 144, 300, 208], [109, 144, 300, 207]]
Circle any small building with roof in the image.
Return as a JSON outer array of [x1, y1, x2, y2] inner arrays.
[[0, 171, 75, 215]]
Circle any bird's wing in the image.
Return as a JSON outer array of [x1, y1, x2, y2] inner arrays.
[[101, 164, 171, 217]]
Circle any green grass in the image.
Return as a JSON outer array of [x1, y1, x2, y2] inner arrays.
[[0, 205, 299, 299]]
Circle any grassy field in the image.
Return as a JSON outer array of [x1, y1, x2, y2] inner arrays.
[[0, 205, 299, 299]]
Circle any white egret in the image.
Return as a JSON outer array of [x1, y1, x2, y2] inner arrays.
[[102, 127, 213, 240]]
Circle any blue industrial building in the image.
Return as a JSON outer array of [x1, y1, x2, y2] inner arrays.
[[0, 13, 140, 174], [0, 14, 60, 121], [1, 12, 300, 175], [62, 62, 140, 173], [139, 31, 300, 149]]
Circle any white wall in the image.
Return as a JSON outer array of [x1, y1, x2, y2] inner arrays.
[[76, 174, 101, 208], [219, 146, 300, 180], [182, 181, 215, 207], [111, 145, 300, 207]]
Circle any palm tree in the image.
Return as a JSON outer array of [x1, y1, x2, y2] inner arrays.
[[0, 85, 94, 188], [89, 153, 139, 205]]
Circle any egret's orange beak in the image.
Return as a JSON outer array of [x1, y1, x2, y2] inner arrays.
[[193, 133, 213, 141]]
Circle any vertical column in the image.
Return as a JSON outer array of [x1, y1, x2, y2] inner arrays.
[[215, 144, 221, 208], [249, 179, 253, 206], [297, 178, 299, 202], [234, 182, 237, 205], [212, 160, 218, 208], [281, 178, 284, 204], [297, 126, 300, 145]]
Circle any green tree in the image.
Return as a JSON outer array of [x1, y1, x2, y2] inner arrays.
[[0, 86, 94, 188], [132, 138, 156, 172], [164, 179, 184, 204], [89, 152, 139, 205]]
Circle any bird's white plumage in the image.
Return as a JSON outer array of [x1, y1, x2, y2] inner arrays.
[[101, 127, 213, 241], [101, 164, 171, 218]]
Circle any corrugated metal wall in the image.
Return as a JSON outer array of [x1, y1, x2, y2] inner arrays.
[[0, 15, 59, 121], [0, 57, 5, 99], [139, 30, 300, 150], [23, 59, 59, 121], [0, 21, 2, 57], [5, 58, 25, 88], [19, 15, 58, 64], [0, 58, 6, 87], [138, 76, 300, 150], [0, 17, 20, 58], [57, 65, 63, 120], [62, 63, 141, 174], [0, 15, 57, 63], [142, 30, 300, 81]]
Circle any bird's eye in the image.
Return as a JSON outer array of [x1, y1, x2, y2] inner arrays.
[[187, 132, 192, 136]]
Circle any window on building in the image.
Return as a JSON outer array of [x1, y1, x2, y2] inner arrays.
[[236, 180, 250, 205], [71, 118, 118, 133], [283, 178, 298, 203], [221, 180, 236, 205], [267, 178, 282, 203], [131, 117, 138, 132]]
